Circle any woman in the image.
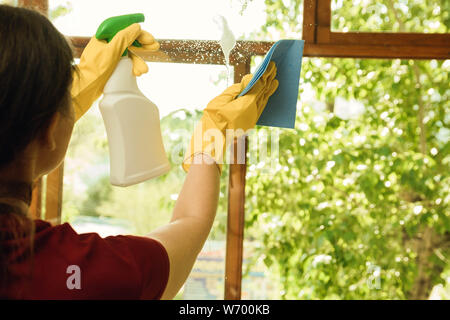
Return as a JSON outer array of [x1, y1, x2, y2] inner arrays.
[[0, 5, 278, 299]]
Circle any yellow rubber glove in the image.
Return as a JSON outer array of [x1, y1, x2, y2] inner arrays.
[[182, 61, 279, 173], [71, 23, 160, 121]]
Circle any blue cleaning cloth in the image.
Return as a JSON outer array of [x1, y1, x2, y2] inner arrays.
[[238, 39, 304, 128]]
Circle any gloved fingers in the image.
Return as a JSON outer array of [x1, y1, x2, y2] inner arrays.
[[129, 41, 160, 56], [246, 76, 268, 99], [264, 62, 277, 85], [258, 69, 278, 103], [206, 69, 270, 112], [221, 73, 253, 98], [261, 61, 277, 82], [109, 23, 142, 55], [240, 74, 253, 89], [135, 30, 160, 51], [136, 30, 156, 44], [134, 41, 161, 52], [257, 79, 279, 117], [255, 62, 277, 96], [244, 62, 276, 97], [266, 78, 279, 98], [254, 62, 277, 93], [244, 69, 275, 99], [129, 51, 149, 76], [261, 78, 279, 106], [222, 73, 253, 99]]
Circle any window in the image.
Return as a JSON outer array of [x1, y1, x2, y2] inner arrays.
[[52, 0, 273, 300], [303, 0, 449, 59], [18, 0, 449, 300], [244, 56, 449, 299]]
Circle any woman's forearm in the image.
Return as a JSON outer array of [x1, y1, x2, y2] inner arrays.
[[171, 154, 220, 226], [147, 154, 220, 299]]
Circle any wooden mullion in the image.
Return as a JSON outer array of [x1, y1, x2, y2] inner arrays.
[[316, 0, 331, 43], [329, 32, 450, 47], [304, 43, 449, 60], [17, 0, 48, 14], [29, 179, 42, 219], [224, 59, 251, 300], [302, 0, 318, 43]]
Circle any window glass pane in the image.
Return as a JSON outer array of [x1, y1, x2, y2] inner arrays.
[[331, 0, 449, 33], [50, 0, 270, 41], [244, 56, 449, 299], [53, 0, 305, 300], [63, 62, 230, 299], [0, 0, 17, 5], [241, 240, 281, 299], [183, 240, 226, 299]]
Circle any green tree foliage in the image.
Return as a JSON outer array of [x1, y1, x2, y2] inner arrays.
[[0, 0, 73, 21], [242, 0, 449, 299], [49, 1, 73, 22], [0, 0, 15, 5], [79, 176, 112, 217]]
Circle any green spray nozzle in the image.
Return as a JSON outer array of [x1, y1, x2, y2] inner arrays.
[[95, 13, 145, 56]]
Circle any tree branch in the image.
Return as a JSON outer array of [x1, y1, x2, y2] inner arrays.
[[412, 63, 428, 155], [386, 0, 406, 32]]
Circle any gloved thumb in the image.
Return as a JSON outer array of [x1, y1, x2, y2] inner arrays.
[[216, 73, 253, 101], [240, 74, 253, 92], [126, 29, 159, 76], [134, 30, 160, 51]]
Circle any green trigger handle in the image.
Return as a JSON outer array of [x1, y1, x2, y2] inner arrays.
[[95, 13, 145, 56]]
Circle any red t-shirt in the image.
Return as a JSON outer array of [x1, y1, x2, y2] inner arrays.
[[1, 219, 170, 299]]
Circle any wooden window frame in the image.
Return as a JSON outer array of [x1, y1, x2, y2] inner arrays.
[[22, 0, 449, 301], [303, 0, 450, 59]]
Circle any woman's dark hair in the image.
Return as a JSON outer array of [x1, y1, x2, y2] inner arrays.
[[0, 4, 74, 168], [0, 5, 74, 297]]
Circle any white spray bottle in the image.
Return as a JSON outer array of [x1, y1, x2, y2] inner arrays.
[[96, 14, 170, 187]]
